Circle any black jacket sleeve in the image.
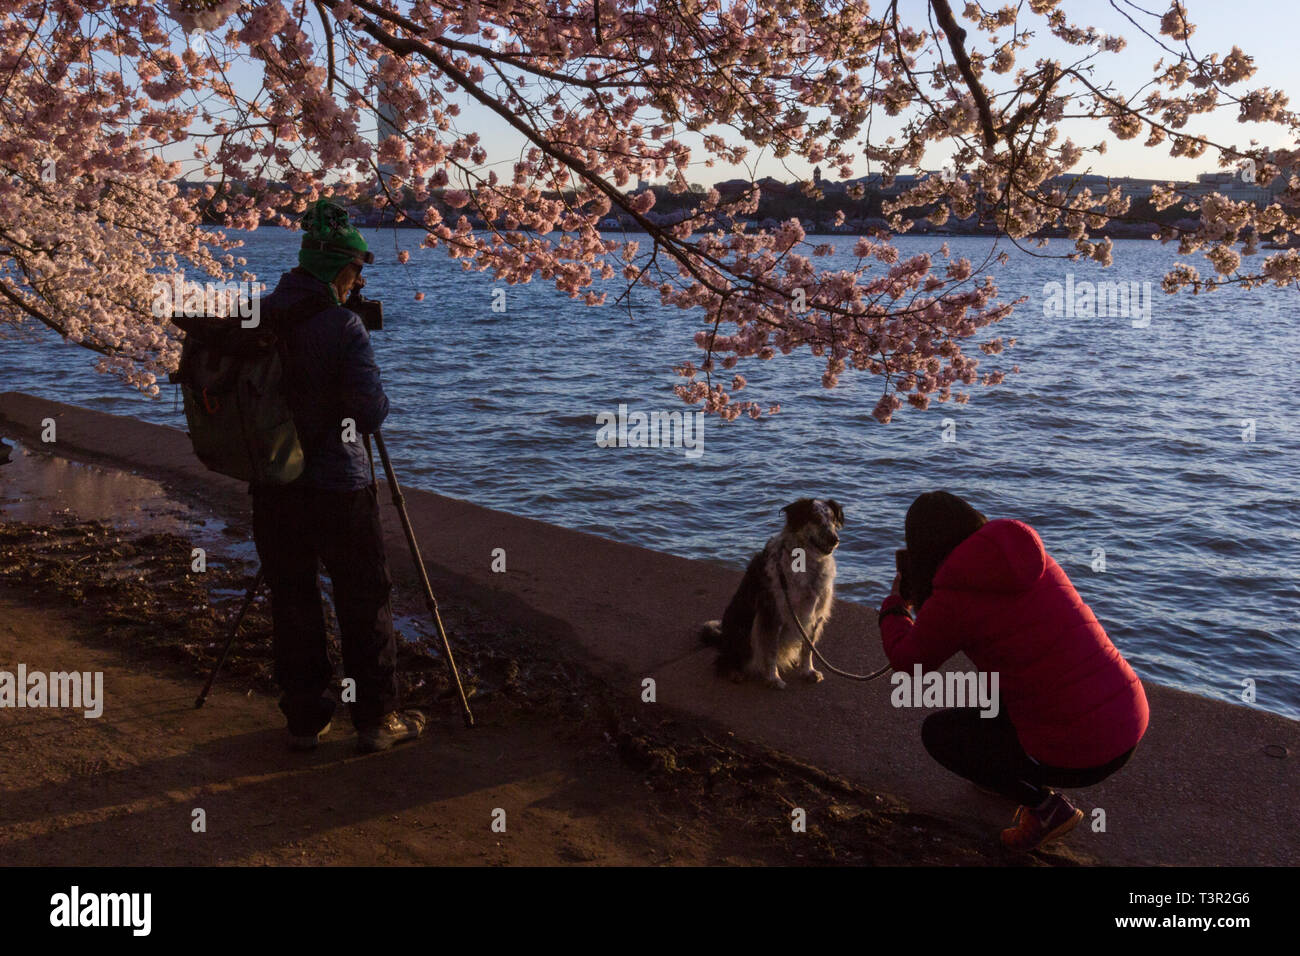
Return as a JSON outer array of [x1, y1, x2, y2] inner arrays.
[[334, 309, 389, 435]]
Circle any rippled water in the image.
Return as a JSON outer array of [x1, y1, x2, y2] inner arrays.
[[2, 228, 1297, 719]]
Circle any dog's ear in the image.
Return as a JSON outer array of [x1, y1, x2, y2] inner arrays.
[[826, 498, 845, 527], [781, 498, 817, 529]]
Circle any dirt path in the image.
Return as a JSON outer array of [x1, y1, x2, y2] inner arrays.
[[0, 523, 1020, 867], [0, 587, 722, 865]]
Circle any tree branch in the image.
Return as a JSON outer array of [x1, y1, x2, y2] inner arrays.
[[929, 0, 998, 146], [313, 0, 335, 93]]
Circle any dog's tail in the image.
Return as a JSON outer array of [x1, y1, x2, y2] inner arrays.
[[697, 619, 724, 648], [698, 619, 746, 678]]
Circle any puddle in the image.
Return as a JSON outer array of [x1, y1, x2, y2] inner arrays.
[[0, 436, 258, 566]]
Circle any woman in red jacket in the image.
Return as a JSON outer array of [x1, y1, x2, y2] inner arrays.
[[878, 491, 1149, 852]]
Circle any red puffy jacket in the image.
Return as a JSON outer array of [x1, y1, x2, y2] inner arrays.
[[879, 518, 1149, 768]]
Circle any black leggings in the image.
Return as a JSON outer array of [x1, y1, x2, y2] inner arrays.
[[921, 706, 1136, 806]]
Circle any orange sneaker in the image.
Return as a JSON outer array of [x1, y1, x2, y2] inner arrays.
[[1000, 792, 1083, 852]]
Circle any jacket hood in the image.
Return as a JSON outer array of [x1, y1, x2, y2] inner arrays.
[[261, 268, 338, 321], [932, 518, 1047, 594]]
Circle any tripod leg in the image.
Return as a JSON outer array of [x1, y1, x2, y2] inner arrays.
[[372, 431, 475, 728], [195, 568, 266, 709]]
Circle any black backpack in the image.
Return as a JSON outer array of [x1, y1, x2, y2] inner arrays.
[[169, 313, 304, 485]]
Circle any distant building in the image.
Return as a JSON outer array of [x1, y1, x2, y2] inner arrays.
[[1185, 170, 1288, 207], [836, 173, 923, 197], [376, 55, 401, 180], [715, 176, 791, 198], [1045, 171, 1286, 208], [715, 178, 753, 197]]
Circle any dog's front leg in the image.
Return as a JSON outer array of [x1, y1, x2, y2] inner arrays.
[[763, 625, 788, 690], [797, 618, 825, 683]]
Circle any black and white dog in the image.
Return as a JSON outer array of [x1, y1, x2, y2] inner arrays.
[[698, 498, 844, 689]]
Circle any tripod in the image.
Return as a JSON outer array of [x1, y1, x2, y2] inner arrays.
[[194, 430, 475, 728]]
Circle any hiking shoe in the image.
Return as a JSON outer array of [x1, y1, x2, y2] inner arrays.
[[357, 710, 427, 753], [1000, 791, 1084, 852], [289, 721, 332, 752]]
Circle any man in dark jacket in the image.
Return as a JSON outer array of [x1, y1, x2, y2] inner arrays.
[[253, 199, 424, 753]]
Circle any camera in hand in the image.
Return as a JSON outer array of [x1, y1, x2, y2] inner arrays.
[[344, 289, 384, 331], [895, 548, 913, 604]]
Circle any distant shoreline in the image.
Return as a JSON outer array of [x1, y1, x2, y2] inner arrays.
[[338, 220, 1166, 240]]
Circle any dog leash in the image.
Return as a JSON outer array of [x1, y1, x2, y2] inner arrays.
[[777, 565, 892, 682]]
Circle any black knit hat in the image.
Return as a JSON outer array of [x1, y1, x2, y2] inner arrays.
[[903, 491, 988, 607]]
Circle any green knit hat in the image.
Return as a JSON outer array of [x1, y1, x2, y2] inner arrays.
[[298, 199, 372, 287]]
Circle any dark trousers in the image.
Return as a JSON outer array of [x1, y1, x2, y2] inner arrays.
[[252, 481, 398, 733], [921, 705, 1136, 806]]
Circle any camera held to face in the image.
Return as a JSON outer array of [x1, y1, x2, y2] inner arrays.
[[344, 289, 383, 331], [895, 548, 914, 604]]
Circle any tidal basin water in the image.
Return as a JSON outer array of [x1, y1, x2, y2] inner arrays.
[[3, 229, 1297, 718]]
